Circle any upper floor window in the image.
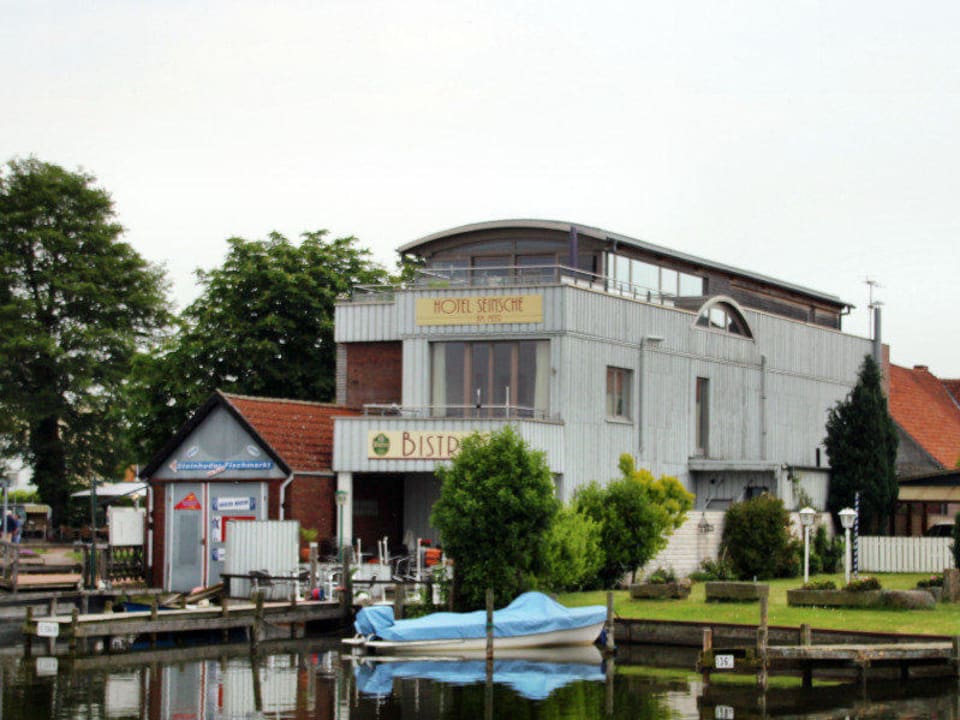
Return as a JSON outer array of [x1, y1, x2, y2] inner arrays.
[[606, 367, 632, 420], [695, 377, 710, 456], [605, 253, 705, 300], [695, 298, 753, 338], [431, 340, 550, 418]]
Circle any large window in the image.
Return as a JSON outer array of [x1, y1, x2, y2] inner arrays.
[[431, 341, 550, 418], [695, 377, 710, 456], [605, 253, 705, 299], [606, 367, 632, 420]]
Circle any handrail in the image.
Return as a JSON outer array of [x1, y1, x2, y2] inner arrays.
[[361, 403, 554, 420]]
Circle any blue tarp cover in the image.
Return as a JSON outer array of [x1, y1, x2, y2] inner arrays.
[[353, 591, 606, 643], [355, 659, 605, 700]]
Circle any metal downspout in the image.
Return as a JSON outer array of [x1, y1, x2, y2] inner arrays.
[[279, 472, 295, 520]]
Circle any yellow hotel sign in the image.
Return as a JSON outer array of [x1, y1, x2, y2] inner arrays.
[[368, 431, 472, 460], [416, 294, 543, 326]]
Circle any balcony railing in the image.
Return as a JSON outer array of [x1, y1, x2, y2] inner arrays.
[[361, 403, 557, 421], [344, 264, 687, 307]]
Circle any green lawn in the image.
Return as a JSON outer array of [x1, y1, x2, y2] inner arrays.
[[558, 573, 960, 637]]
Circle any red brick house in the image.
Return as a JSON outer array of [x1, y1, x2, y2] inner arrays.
[[140, 391, 357, 591]]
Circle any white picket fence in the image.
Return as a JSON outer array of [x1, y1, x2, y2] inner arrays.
[[858, 536, 953, 573]]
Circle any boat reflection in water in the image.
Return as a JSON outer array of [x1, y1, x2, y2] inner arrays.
[[353, 645, 607, 701]]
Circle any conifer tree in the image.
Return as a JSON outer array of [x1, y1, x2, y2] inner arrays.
[[824, 355, 899, 534]]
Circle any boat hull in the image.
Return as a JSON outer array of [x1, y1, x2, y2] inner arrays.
[[360, 620, 604, 654]]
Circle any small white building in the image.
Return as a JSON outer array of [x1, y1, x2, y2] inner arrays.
[[328, 220, 871, 554]]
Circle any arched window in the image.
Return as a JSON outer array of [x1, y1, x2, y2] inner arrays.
[[695, 297, 753, 338]]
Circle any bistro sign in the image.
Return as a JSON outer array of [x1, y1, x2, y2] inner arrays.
[[368, 431, 472, 460], [415, 294, 543, 326]]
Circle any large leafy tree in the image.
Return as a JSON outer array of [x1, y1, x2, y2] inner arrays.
[[574, 455, 693, 588], [824, 354, 899, 534], [431, 426, 560, 610], [0, 158, 170, 522], [124, 231, 389, 459]]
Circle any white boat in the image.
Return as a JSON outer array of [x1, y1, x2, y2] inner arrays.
[[344, 591, 607, 654]]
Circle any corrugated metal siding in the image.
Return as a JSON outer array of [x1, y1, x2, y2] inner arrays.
[[224, 521, 299, 600], [335, 301, 399, 342], [333, 417, 564, 474], [403, 473, 442, 543]]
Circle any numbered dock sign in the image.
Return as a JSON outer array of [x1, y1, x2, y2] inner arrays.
[[714, 654, 735, 669], [36, 621, 59, 638]]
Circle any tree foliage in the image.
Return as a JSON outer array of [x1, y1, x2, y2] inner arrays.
[[574, 455, 693, 588], [123, 231, 389, 459], [824, 354, 899, 534], [430, 426, 559, 610], [541, 505, 603, 592], [721, 494, 799, 580], [0, 158, 170, 522]]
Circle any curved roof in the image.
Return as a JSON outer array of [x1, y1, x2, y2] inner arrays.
[[399, 219, 849, 308]]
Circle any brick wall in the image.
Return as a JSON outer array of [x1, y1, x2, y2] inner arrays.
[[149, 483, 165, 588], [286, 475, 338, 555], [342, 342, 402, 407]]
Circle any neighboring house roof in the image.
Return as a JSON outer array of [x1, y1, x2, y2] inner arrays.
[[141, 391, 358, 478], [888, 365, 960, 470], [943, 379, 960, 405], [221, 393, 359, 473], [398, 219, 850, 308]]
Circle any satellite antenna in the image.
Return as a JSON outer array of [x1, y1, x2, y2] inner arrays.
[[864, 277, 882, 337]]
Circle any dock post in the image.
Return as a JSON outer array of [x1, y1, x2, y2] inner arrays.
[[701, 628, 712, 685], [150, 595, 158, 648], [48, 597, 57, 618], [253, 590, 264, 646], [24, 607, 33, 658], [70, 608, 79, 652], [756, 591, 769, 691], [395, 582, 405, 620], [485, 588, 494, 663], [340, 547, 353, 620], [800, 623, 812, 688], [605, 591, 615, 654], [952, 636, 960, 678], [309, 542, 318, 596], [221, 597, 230, 642]]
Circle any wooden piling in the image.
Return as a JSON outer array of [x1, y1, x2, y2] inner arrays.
[[340, 548, 353, 618], [485, 588, 494, 663], [252, 591, 265, 646], [150, 596, 158, 648], [701, 628, 713, 685], [24, 607, 33, 657], [605, 591, 615, 654], [800, 623, 812, 688], [308, 542, 318, 595], [756, 593, 769, 691], [395, 581, 405, 620], [70, 608, 79, 652], [953, 636, 960, 677]]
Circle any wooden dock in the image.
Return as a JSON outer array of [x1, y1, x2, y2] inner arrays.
[[698, 595, 960, 688], [22, 595, 344, 654]]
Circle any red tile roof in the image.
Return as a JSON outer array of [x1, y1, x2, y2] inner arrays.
[[888, 365, 960, 469], [943, 379, 960, 405], [221, 393, 359, 473]]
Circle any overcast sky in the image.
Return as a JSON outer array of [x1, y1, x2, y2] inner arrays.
[[3, 1, 958, 376]]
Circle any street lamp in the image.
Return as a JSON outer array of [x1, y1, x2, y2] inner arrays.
[[335, 490, 348, 562], [838, 507, 857, 585], [799, 507, 817, 584]]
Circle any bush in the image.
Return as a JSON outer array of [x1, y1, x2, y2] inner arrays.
[[431, 426, 559, 610], [721, 494, 800, 580], [801, 580, 837, 591], [812, 525, 843, 574], [690, 556, 736, 582], [646, 567, 677, 584], [917, 574, 944, 589], [845, 576, 881, 592], [574, 455, 693, 588], [541, 506, 603, 592]]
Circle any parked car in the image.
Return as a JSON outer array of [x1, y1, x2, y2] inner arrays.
[[924, 522, 954, 537]]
